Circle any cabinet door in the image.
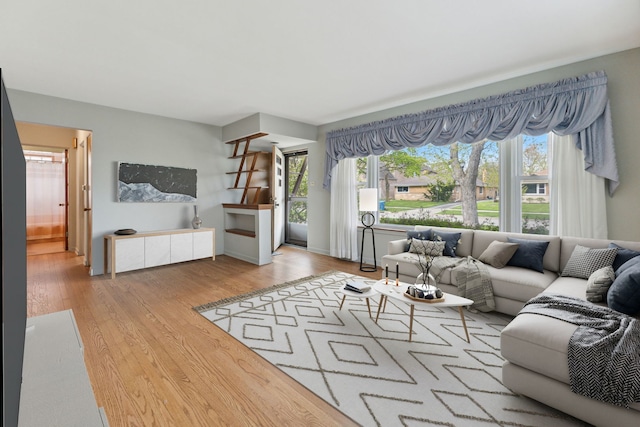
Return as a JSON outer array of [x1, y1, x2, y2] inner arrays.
[[193, 230, 214, 259], [115, 238, 145, 273], [170, 233, 193, 263], [145, 235, 171, 267]]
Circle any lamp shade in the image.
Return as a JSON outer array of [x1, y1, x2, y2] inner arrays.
[[359, 188, 378, 212]]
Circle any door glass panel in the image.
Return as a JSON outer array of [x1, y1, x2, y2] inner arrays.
[[285, 152, 308, 247]]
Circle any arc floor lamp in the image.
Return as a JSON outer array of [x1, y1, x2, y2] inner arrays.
[[359, 188, 378, 272]]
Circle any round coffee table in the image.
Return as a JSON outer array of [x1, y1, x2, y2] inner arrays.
[[338, 286, 378, 318], [372, 279, 473, 342]]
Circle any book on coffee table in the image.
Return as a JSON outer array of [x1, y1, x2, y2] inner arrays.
[[344, 280, 371, 293]]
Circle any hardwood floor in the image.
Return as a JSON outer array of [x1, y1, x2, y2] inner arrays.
[[26, 245, 381, 426]]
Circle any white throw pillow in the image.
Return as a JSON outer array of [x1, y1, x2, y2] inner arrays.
[[585, 266, 616, 303], [408, 239, 445, 257]]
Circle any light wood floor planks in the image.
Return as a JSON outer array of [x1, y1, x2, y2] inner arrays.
[[26, 245, 381, 426]]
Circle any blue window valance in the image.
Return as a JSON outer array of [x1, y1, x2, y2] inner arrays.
[[324, 71, 619, 195]]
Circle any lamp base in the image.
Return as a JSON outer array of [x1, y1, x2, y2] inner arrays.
[[359, 223, 377, 272]]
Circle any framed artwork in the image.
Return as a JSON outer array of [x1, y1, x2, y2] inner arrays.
[[117, 162, 197, 203]]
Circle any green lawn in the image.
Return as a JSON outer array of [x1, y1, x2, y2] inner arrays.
[[442, 201, 549, 218], [382, 200, 444, 212], [383, 199, 549, 219]]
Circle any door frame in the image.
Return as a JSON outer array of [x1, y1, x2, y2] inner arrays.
[[284, 150, 308, 247]]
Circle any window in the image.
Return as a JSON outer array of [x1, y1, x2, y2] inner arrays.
[[357, 133, 552, 234], [500, 134, 550, 234], [523, 183, 545, 195]]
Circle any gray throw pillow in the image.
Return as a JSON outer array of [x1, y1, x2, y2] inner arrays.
[[585, 266, 616, 303], [478, 241, 519, 269], [561, 245, 618, 279], [409, 239, 445, 257]]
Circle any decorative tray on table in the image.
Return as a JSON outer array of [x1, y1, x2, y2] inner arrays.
[[404, 285, 445, 303]]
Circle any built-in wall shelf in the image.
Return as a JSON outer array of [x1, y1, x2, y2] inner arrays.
[[226, 133, 271, 205], [225, 228, 256, 238], [222, 204, 272, 265]]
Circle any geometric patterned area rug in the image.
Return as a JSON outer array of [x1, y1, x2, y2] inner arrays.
[[194, 271, 587, 427]]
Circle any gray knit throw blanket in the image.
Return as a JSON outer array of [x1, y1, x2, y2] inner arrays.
[[521, 294, 640, 408], [431, 256, 495, 312]]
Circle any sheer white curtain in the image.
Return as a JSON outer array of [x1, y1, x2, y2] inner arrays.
[[330, 158, 358, 260], [550, 133, 608, 238]]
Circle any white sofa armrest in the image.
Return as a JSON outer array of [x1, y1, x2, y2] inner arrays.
[[388, 239, 407, 255]]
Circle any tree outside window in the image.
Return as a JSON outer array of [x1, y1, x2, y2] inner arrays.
[[357, 133, 551, 234]]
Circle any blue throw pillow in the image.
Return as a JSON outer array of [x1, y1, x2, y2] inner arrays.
[[607, 259, 640, 316], [405, 229, 432, 251], [432, 231, 461, 257], [615, 255, 640, 277], [506, 237, 550, 273], [609, 243, 640, 272]]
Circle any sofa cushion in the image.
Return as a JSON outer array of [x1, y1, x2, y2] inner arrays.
[[507, 237, 550, 273], [478, 240, 519, 268], [488, 266, 557, 302], [561, 245, 617, 279], [607, 258, 640, 316], [544, 276, 591, 301], [408, 239, 445, 257], [609, 243, 640, 272], [585, 266, 616, 303], [432, 230, 461, 257], [501, 312, 577, 385]]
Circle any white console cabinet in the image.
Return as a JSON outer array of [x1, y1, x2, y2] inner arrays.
[[104, 228, 215, 278]]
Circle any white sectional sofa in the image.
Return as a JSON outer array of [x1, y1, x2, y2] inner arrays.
[[382, 226, 640, 426]]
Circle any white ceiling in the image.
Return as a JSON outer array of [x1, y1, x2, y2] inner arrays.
[[1, 0, 639, 128]]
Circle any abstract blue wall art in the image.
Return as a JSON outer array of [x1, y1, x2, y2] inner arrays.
[[117, 162, 197, 203]]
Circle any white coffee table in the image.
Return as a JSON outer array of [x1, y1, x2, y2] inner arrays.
[[373, 279, 473, 342], [338, 286, 378, 318]]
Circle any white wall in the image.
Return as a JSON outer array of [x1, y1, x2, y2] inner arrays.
[[7, 90, 228, 275], [313, 48, 640, 252]]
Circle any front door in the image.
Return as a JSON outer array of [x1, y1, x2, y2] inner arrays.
[[271, 145, 285, 252], [285, 151, 308, 247]]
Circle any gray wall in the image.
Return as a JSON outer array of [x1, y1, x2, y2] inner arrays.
[[6, 48, 640, 274], [7, 91, 229, 275], [2, 75, 27, 427], [314, 47, 640, 252]]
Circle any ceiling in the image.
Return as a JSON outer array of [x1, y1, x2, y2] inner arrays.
[[1, 0, 639, 129]]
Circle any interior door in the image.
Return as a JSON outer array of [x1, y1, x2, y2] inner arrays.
[[271, 145, 285, 252], [24, 149, 67, 253]]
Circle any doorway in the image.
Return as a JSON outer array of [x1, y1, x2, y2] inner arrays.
[[24, 148, 68, 255], [18, 122, 93, 266], [284, 151, 308, 247]]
